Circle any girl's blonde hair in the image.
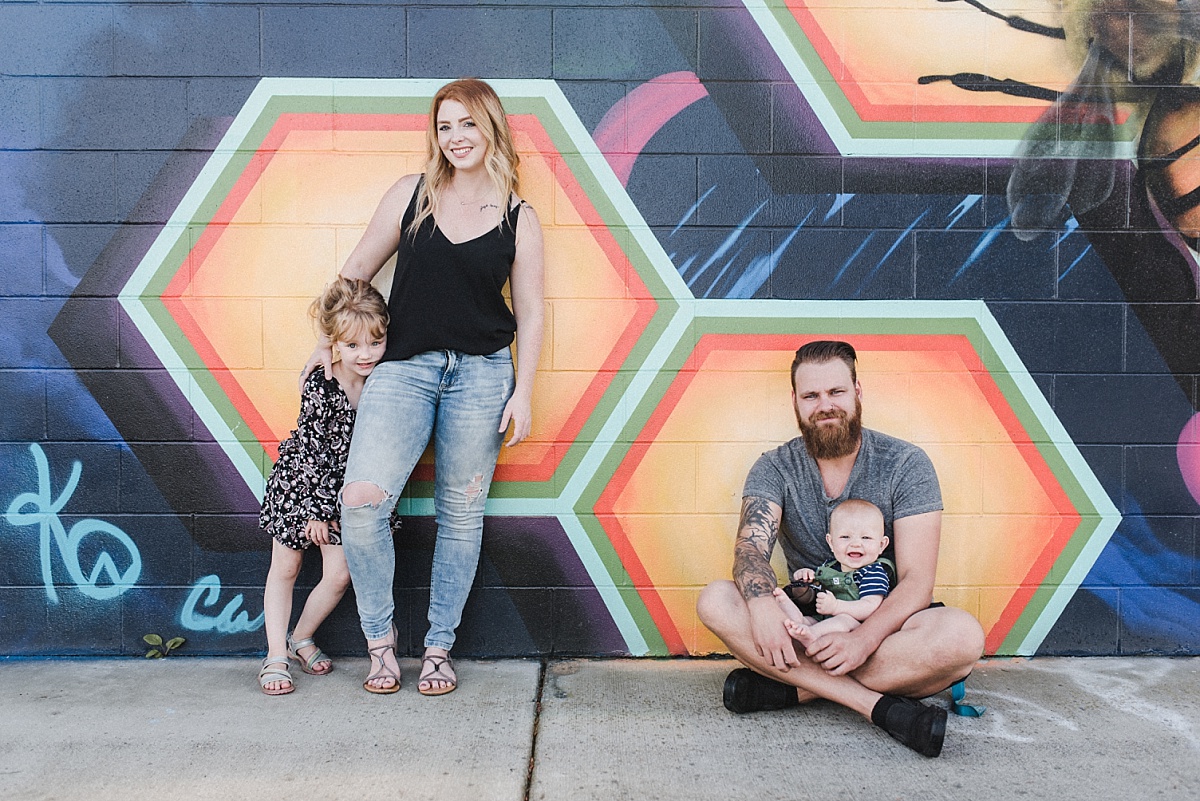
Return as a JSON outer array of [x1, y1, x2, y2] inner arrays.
[[309, 277, 389, 344], [410, 78, 520, 237]]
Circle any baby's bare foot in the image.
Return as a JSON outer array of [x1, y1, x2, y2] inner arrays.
[[783, 618, 817, 649], [772, 587, 806, 623]]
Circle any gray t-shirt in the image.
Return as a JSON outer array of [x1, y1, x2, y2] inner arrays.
[[742, 428, 942, 574]]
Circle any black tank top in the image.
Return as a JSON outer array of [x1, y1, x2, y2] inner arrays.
[[382, 180, 521, 362]]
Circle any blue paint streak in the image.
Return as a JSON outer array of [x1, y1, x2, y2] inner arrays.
[[670, 185, 717, 237], [832, 231, 876, 287], [951, 216, 1010, 283], [675, 254, 697, 278], [1058, 244, 1092, 283], [1051, 217, 1079, 250], [1083, 498, 1200, 649], [704, 247, 747, 298], [825, 193, 855, 221], [856, 210, 928, 296], [686, 200, 768, 289], [726, 211, 812, 299], [945, 195, 981, 230]]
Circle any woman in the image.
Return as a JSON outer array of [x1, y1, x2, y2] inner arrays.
[[304, 78, 544, 695]]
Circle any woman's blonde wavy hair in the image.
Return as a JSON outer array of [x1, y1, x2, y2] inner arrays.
[[309, 277, 389, 344], [410, 78, 520, 237]]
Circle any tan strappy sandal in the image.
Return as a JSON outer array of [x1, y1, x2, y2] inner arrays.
[[362, 627, 400, 695], [418, 653, 457, 696]]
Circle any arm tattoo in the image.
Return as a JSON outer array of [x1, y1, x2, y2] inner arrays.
[[733, 496, 780, 601]]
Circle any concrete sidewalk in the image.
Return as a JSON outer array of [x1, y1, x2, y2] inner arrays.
[[2, 656, 1197, 800]]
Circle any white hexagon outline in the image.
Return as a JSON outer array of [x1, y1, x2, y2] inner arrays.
[[117, 78, 1119, 656], [740, 0, 1141, 158]]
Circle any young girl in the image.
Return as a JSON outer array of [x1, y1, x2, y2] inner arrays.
[[257, 277, 389, 695]]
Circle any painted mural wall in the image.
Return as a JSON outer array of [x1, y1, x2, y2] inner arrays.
[[2, 0, 1198, 658]]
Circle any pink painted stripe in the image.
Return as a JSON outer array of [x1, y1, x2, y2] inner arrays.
[[592, 71, 709, 186], [1178, 413, 1200, 506]]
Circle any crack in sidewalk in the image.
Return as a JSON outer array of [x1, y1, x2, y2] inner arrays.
[[523, 658, 548, 801]]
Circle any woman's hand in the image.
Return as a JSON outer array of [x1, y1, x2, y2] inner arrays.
[[298, 338, 334, 391], [499, 387, 533, 447]]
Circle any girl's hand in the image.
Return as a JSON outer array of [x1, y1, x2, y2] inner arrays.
[[299, 338, 334, 391], [815, 591, 840, 616], [499, 388, 532, 447], [305, 520, 332, 546]]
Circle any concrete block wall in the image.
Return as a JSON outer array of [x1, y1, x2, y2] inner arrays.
[[2, 1, 1198, 658]]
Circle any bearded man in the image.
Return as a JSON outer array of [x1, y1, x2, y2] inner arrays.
[[697, 340, 984, 757]]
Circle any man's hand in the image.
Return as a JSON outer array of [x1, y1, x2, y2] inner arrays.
[[814, 591, 841, 616], [747, 596, 801, 671], [803, 628, 877, 676]]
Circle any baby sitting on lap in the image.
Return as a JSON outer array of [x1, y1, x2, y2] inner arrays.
[[773, 498, 892, 650]]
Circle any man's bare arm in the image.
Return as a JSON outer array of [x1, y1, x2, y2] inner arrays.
[[733, 496, 782, 600], [732, 496, 801, 670]]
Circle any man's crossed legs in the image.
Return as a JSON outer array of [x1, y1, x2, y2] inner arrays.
[[697, 580, 985, 757]]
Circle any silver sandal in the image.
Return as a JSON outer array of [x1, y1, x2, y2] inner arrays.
[[259, 656, 294, 696], [287, 633, 332, 675]]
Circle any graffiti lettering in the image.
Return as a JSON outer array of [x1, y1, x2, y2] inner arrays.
[[180, 574, 264, 634], [4, 444, 142, 603]]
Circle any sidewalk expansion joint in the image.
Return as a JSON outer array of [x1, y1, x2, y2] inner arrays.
[[523, 658, 548, 801]]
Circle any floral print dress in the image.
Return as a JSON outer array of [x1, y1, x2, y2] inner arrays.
[[259, 372, 355, 550]]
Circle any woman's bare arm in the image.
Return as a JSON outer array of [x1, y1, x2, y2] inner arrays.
[[500, 201, 545, 446]]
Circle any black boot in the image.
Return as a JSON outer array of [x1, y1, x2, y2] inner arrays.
[[722, 668, 801, 714], [871, 695, 947, 757]]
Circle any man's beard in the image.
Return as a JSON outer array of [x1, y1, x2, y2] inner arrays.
[[798, 397, 862, 460]]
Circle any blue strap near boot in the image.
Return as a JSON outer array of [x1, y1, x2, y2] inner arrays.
[[949, 680, 986, 716]]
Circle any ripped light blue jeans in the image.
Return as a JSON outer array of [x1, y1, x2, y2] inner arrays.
[[340, 349, 513, 649]]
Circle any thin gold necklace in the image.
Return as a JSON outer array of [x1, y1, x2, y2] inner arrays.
[[450, 181, 492, 207]]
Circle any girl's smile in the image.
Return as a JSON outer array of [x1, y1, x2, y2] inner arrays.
[[336, 331, 386, 378]]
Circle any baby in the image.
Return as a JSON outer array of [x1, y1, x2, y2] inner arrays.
[[773, 498, 893, 650]]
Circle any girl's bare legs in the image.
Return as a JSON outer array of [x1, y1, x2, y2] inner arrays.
[[263, 540, 304, 693], [289, 543, 351, 673]]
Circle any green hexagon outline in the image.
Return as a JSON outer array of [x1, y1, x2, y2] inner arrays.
[[118, 79, 1118, 657], [740, 0, 1141, 158], [119, 78, 689, 507], [571, 299, 1120, 655]]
